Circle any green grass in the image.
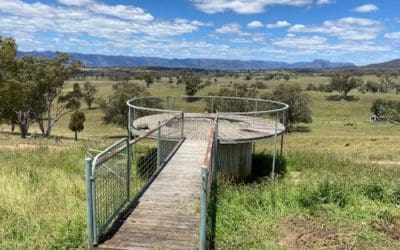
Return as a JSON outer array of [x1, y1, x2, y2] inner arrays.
[[0, 74, 399, 248], [0, 146, 87, 249], [214, 152, 400, 249]]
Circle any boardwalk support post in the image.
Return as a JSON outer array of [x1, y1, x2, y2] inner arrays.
[[211, 97, 214, 113], [200, 166, 209, 250], [157, 121, 161, 169], [271, 112, 278, 180], [85, 157, 95, 248], [181, 111, 184, 139], [280, 111, 285, 162], [127, 106, 132, 201]]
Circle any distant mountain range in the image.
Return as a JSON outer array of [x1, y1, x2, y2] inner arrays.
[[17, 50, 398, 70], [364, 59, 400, 69]]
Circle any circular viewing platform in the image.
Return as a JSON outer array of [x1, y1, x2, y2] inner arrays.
[[127, 96, 288, 179], [132, 112, 285, 144], [128, 96, 288, 144]]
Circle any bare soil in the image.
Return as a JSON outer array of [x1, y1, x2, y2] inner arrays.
[[279, 216, 360, 249], [371, 216, 400, 241]]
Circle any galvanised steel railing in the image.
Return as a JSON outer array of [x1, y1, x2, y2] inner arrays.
[[200, 115, 218, 250], [86, 113, 184, 247]]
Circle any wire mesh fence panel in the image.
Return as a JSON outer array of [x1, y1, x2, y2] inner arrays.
[[130, 140, 157, 195], [159, 139, 180, 164], [88, 138, 129, 244], [94, 151, 128, 234]]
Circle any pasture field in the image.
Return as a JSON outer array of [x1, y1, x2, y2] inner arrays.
[[0, 74, 399, 248]]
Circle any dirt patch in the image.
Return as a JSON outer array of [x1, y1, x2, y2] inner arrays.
[[0, 143, 63, 151], [371, 216, 400, 241], [279, 216, 359, 249]]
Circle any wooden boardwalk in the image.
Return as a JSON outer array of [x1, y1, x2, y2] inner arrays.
[[97, 139, 208, 250]]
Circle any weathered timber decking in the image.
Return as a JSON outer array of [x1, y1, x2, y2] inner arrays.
[[97, 139, 208, 250]]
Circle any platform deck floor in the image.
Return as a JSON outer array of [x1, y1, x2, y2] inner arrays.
[[97, 139, 208, 250]]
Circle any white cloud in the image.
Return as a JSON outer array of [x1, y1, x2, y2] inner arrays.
[[316, 0, 335, 5], [273, 35, 327, 49], [272, 35, 390, 55], [192, 0, 313, 14], [57, 0, 93, 6], [0, 0, 394, 64], [352, 4, 378, 13], [247, 21, 263, 28], [384, 32, 400, 39], [212, 23, 267, 43], [215, 23, 243, 34], [0, 0, 208, 40], [266, 20, 291, 28], [288, 17, 383, 40], [89, 3, 154, 22]]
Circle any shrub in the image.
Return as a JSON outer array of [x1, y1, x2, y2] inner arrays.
[[362, 183, 385, 201], [264, 83, 312, 131], [366, 81, 380, 93], [391, 185, 400, 205], [317, 83, 332, 92], [298, 180, 349, 208], [252, 81, 268, 89], [371, 99, 400, 122], [305, 83, 317, 91]]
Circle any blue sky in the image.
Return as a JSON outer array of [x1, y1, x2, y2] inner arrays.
[[0, 0, 399, 65]]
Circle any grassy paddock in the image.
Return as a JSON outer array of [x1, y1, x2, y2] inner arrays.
[[0, 74, 399, 248], [0, 146, 86, 249], [214, 152, 400, 249]]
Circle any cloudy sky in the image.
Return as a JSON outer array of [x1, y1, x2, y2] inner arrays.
[[0, 0, 399, 65]]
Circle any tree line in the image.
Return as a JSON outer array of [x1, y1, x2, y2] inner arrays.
[[0, 36, 97, 139]]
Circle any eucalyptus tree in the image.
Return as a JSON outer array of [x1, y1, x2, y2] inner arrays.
[[83, 81, 97, 109], [329, 73, 361, 99], [69, 110, 86, 141], [24, 53, 82, 137], [99, 81, 161, 131], [262, 83, 312, 132], [0, 37, 35, 137]]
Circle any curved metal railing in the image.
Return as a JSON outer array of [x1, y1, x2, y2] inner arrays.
[[127, 95, 288, 115], [128, 96, 289, 144]]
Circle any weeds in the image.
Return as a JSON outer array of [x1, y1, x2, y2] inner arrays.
[[214, 152, 400, 249], [298, 180, 349, 208], [362, 182, 386, 202], [0, 146, 86, 249]]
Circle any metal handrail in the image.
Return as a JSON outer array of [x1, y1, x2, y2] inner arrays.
[[86, 112, 185, 247], [200, 115, 219, 250], [90, 113, 182, 175], [203, 115, 218, 167], [91, 138, 128, 174]]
